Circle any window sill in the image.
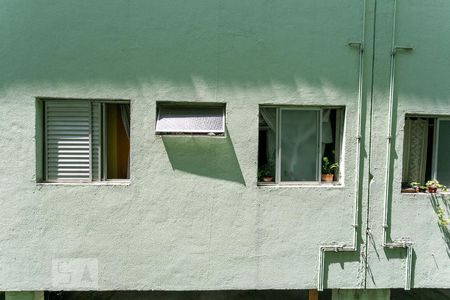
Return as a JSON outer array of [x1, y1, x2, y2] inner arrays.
[[400, 191, 450, 196], [36, 180, 131, 186], [257, 182, 343, 188]]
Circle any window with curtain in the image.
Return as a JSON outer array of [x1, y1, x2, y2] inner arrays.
[[258, 106, 344, 185], [402, 116, 450, 190], [42, 99, 130, 182]]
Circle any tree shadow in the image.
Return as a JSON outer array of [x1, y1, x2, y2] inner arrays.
[[1, 0, 362, 94], [162, 128, 245, 185]]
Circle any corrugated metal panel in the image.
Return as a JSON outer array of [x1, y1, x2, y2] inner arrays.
[[45, 101, 91, 181]]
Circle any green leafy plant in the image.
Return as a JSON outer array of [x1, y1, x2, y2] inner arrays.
[[436, 205, 450, 227], [426, 179, 447, 192], [258, 162, 274, 179], [322, 156, 338, 175], [410, 181, 421, 188], [408, 181, 421, 192]]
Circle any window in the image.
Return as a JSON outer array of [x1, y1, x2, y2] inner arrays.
[[155, 103, 225, 136], [40, 99, 130, 182], [258, 106, 344, 185], [402, 116, 450, 191]]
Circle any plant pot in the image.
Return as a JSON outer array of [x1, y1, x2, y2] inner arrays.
[[402, 188, 417, 193], [321, 174, 334, 183], [427, 186, 438, 193], [262, 176, 273, 182]]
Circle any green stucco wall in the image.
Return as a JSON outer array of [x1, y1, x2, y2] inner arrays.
[[0, 0, 449, 291]]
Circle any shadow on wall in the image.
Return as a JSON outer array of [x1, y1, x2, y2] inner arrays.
[[162, 129, 245, 185], [430, 193, 450, 257], [0, 0, 361, 93], [323, 251, 361, 289]]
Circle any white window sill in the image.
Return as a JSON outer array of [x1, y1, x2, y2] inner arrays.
[[37, 180, 131, 186], [257, 182, 343, 188], [400, 191, 450, 196]]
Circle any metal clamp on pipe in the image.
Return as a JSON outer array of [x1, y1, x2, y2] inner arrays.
[[348, 42, 364, 53], [392, 46, 413, 55]]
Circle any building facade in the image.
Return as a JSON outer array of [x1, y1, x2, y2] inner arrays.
[[0, 0, 449, 299]]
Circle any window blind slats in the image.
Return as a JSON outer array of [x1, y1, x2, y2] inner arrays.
[[46, 101, 91, 181]]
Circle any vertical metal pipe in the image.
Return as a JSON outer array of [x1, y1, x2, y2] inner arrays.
[[382, 0, 414, 291], [405, 244, 413, 290], [318, 248, 325, 291], [383, 0, 398, 244]]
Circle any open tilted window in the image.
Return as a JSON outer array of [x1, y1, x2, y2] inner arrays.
[[41, 99, 130, 182], [155, 103, 225, 136], [257, 106, 344, 185], [402, 115, 450, 192]]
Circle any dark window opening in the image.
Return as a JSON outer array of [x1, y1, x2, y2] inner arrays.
[[106, 103, 130, 180]]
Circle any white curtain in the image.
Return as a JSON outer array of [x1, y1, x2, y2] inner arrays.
[[322, 109, 333, 156], [402, 118, 428, 183]]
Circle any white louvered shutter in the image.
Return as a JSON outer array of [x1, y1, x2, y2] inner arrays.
[[45, 101, 98, 181]]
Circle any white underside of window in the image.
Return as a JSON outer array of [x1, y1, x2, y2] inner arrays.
[[156, 105, 225, 135]]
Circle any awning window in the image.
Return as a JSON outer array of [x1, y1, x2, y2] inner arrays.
[[156, 104, 225, 135]]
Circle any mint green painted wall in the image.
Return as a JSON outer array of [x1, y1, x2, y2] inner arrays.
[[366, 0, 450, 289], [0, 0, 448, 291]]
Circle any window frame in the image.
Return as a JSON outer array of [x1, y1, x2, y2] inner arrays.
[[39, 98, 130, 184], [431, 117, 450, 181], [402, 114, 450, 188], [259, 105, 345, 186]]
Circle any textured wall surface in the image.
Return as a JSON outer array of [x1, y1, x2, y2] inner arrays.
[[0, 0, 449, 291]]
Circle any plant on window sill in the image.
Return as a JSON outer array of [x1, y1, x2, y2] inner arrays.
[[426, 179, 447, 194], [321, 156, 338, 183], [403, 180, 447, 194], [258, 162, 275, 183]]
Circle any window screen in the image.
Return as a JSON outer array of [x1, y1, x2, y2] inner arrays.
[[156, 105, 225, 135]]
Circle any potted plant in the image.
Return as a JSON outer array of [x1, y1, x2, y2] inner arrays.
[[410, 181, 421, 193], [425, 179, 447, 193], [419, 185, 427, 193], [258, 162, 274, 182], [321, 156, 338, 183]]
